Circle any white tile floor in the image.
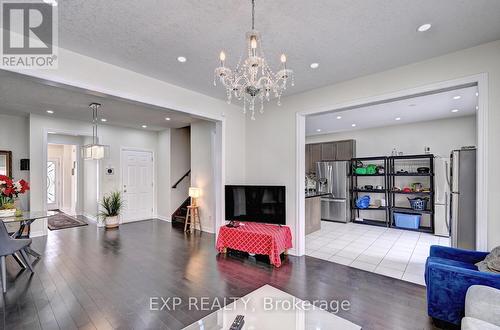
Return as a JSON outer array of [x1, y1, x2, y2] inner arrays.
[[305, 221, 450, 286]]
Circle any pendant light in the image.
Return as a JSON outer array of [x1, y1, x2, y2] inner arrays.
[[81, 103, 109, 160]]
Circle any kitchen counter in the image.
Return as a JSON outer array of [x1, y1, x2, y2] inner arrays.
[[305, 192, 331, 199], [305, 193, 326, 235]]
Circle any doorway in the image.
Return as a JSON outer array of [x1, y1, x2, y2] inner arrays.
[[120, 149, 154, 223], [296, 74, 488, 262], [47, 143, 78, 214]]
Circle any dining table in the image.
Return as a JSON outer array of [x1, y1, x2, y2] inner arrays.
[[2, 210, 58, 267]]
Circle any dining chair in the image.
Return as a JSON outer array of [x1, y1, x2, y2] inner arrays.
[[0, 221, 33, 293]]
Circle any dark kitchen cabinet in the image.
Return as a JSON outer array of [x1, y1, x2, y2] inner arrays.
[[306, 143, 322, 174], [306, 140, 356, 173], [309, 144, 321, 173], [335, 140, 356, 160], [321, 142, 336, 160], [305, 144, 312, 174]]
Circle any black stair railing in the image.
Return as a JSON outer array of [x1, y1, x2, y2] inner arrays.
[[171, 169, 191, 189]]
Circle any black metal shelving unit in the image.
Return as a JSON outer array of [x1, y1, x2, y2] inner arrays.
[[388, 154, 435, 233], [349, 157, 389, 227]]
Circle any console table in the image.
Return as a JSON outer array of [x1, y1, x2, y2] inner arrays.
[[216, 222, 292, 267]]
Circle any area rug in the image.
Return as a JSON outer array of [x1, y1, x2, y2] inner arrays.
[[48, 213, 88, 231]]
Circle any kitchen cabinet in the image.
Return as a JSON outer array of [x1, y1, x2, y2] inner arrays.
[[305, 139, 356, 174], [305, 195, 321, 235], [321, 142, 336, 160], [305, 144, 312, 174], [335, 140, 356, 160], [307, 143, 321, 174], [305, 143, 322, 174]]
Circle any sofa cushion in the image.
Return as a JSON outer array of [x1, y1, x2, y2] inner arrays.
[[462, 317, 500, 330], [428, 256, 479, 271], [466, 285, 500, 326]]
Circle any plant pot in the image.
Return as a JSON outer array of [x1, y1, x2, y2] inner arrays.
[[105, 215, 120, 229], [0, 209, 16, 218]]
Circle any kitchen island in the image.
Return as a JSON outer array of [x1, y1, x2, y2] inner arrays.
[[305, 192, 330, 235]]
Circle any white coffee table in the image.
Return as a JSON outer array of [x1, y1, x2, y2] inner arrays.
[[183, 284, 361, 330]]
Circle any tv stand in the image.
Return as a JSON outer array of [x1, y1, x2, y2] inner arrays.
[[216, 222, 292, 267]]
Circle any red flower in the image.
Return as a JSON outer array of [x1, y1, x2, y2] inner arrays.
[[3, 187, 13, 197], [0, 175, 12, 187], [19, 179, 30, 193]]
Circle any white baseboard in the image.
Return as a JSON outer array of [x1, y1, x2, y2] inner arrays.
[[155, 215, 171, 222], [83, 212, 97, 221], [200, 226, 215, 234]]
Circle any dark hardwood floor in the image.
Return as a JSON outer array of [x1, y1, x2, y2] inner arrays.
[[0, 220, 437, 330]]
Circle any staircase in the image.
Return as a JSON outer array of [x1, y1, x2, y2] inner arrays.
[[171, 169, 191, 227], [171, 197, 190, 226]]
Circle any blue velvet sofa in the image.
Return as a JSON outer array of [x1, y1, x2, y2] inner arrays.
[[425, 245, 500, 325]]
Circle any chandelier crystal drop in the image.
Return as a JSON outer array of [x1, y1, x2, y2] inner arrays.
[[214, 0, 294, 120]]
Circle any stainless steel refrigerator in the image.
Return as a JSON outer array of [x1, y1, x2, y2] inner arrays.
[[450, 148, 476, 250], [316, 161, 350, 223]]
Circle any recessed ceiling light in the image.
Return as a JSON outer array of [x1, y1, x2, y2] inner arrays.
[[451, 109, 459, 113], [336, 115, 342, 120], [316, 129, 322, 132], [417, 23, 432, 32], [177, 56, 187, 63], [476, 92, 479, 97], [395, 117, 401, 121], [46, 110, 54, 114], [141, 124, 148, 128], [101, 118, 107, 122], [310, 63, 319, 69], [165, 117, 171, 121], [351, 123, 356, 127], [475, 106, 479, 110], [453, 95, 461, 100]]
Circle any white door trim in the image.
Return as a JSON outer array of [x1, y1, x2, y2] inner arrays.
[[120, 147, 155, 223], [295, 73, 489, 255]]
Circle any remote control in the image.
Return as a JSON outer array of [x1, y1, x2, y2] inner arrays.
[[229, 315, 244, 330]]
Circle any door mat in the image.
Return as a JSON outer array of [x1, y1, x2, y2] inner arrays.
[[48, 213, 88, 231]]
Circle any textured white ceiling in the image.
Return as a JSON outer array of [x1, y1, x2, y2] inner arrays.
[[306, 86, 478, 136], [0, 71, 199, 131], [57, 0, 500, 101]]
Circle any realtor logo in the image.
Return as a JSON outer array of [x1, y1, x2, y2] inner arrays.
[[1, 0, 58, 69]]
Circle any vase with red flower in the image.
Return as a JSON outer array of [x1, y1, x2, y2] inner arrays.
[[0, 175, 30, 217]]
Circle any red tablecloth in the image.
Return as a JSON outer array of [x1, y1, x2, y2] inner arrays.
[[216, 222, 293, 267]]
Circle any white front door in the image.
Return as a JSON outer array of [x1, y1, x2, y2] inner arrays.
[[121, 150, 154, 223]]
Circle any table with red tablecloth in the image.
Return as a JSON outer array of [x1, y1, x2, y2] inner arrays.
[[216, 222, 293, 267]]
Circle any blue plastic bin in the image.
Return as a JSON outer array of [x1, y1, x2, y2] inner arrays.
[[394, 213, 421, 229]]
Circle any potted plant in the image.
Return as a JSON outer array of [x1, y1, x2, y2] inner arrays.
[[0, 175, 29, 217], [98, 191, 123, 229]]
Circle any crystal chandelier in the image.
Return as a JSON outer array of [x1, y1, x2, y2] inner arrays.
[[214, 0, 294, 120], [81, 103, 109, 160]]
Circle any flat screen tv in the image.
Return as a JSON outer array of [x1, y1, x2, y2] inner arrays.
[[225, 185, 286, 225]]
